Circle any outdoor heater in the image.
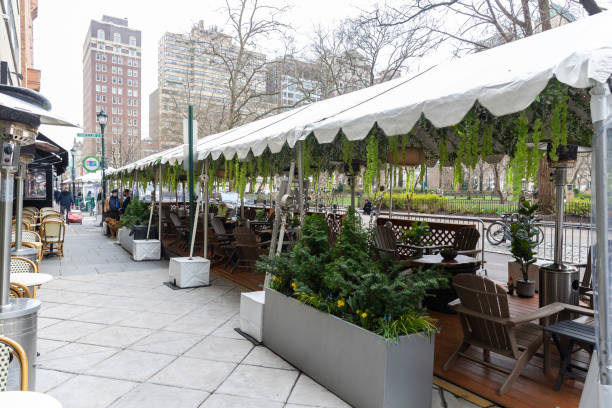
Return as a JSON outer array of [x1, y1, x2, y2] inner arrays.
[[538, 143, 585, 310], [0, 85, 75, 389]]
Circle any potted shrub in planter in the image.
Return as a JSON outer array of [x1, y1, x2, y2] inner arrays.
[[258, 209, 447, 408], [119, 198, 160, 260], [509, 199, 539, 297]]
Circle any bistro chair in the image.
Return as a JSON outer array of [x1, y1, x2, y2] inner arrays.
[[10, 256, 38, 274], [0, 335, 29, 391], [210, 217, 236, 265], [21, 242, 43, 266], [168, 212, 189, 250], [9, 282, 31, 298], [578, 248, 593, 308], [40, 220, 65, 259], [443, 274, 594, 395]]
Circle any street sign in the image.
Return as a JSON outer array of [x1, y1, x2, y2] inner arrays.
[[77, 132, 100, 138], [82, 156, 101, 173]]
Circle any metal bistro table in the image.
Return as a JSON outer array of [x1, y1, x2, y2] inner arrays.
[[10, 272, 53, 297], [408, 255, 482, 313], [0, 391, 62, 408]]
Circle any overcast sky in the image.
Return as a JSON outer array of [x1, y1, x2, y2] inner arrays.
[[34, 0, 384, 151]]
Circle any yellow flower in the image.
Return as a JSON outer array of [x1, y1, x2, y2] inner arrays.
[[337, 299, 345, 308], [361, 312, 368, 319], [272, 276, 278, 282], [356, 309, 360, 314], [291, 282, 297, 290]]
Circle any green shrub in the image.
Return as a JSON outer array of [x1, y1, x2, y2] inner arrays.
[[119, 198, 150, 229], [258, 208, 448, 342]]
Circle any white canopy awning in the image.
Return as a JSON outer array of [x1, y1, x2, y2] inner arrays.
[[114, 10, 612, 173]]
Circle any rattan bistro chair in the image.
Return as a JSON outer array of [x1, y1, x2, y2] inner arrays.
[[9, 282, 31, 298], [0, 335, 29, 391], [443, 274, 594, 395], [40, 220, 65, 259]]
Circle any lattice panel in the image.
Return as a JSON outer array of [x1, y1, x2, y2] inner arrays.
[[376, 217, 477, 258]]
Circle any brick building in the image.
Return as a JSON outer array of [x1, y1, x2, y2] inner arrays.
[[81, 15, 141, 171]]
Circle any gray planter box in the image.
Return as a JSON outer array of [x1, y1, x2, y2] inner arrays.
[[119, 229, 161, 261], [263, 288, 435, 408]]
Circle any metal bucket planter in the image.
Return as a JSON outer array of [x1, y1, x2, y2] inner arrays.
[[263, 288, 435, 408]]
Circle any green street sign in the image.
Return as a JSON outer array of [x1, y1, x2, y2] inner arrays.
[[82, 156, 101, 173], [77, 132, 101, 138]]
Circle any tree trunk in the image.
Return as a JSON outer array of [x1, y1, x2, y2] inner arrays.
[[493, 163, 505, 203], [536, 157, 555, 213], [537, 0, 552, 31], [478, 163, 484, 192], [438, 162, 443, 192], [467, 168, 473, 199]]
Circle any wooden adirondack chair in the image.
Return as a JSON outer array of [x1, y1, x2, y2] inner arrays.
[[444, 274, 593, 395], [578, 247, 593, 308], [232, 226, 269, 273], [374, 225, 400, 259], [453, 226, 481, 257]]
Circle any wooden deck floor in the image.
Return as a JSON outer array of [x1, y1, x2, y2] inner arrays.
[[432, 293, 588, 408], [162, 237, 264, 291]]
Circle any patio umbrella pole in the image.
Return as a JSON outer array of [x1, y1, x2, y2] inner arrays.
[[590, 80, 612, 394]]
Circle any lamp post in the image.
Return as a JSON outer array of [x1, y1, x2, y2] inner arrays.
[[97, 108, 108, 204], [70, 144, 77, 200]]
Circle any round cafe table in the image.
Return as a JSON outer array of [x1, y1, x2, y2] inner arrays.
[[10, 272, 53, 297], [408, 254, 482, 313], [0, 391, 62, 408]]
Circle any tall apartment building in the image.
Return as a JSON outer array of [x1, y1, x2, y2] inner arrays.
[[150, 21, 268, 151], [82, 15, 141, 170], [266, 56, 322, 109], [1, 0, 40, 89]]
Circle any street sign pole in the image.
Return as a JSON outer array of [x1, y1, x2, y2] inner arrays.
[[188, 105, 195, 249]]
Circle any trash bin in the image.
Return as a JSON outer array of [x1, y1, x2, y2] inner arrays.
[[0, 298, 41, 389]]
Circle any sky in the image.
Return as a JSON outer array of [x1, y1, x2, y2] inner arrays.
[[34, 0, 382, 151]]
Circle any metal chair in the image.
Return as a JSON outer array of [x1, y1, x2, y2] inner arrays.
[[443, 274, 593, 395], [40, 219, 66, 259], [0, 335, 29, 391]]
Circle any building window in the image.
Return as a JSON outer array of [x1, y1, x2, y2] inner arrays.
[[133, 129, 138, 136], [102, 65, 107, 72], [127, 99, 131, 106], [101, 85, 107, 92], [118, 78, 123, 85], [102, 95, 107, 102], [127, 79, 132, 86], [134, 80, 138, 87], [95, 53, 100, 60], [129, 36, 136, 46], [118, 107, 122, 114], [112, 107, 117, 114], [118, 67, 123, 75], [102, 75, 107, 82], [133, 119, 138, 126], [127, 69, 132, 77], [127, 59, 132, 67], [114, 33, 121, 43], [118, 88, 123, 95], [112, 96, 117, 104], [112, 87, 116, 94], [118, 97, 122, 104], [98, 43, 104, 50], [128, 89, 132, 97], [96, 73, 101, 81], [102, 54, 107, 61], [97, 29, 105, 40], [133, 90, 138, 97], [133, 60, 138, 67], [95, 84, 101, 92], [96, 63, 100, 71], [112, 55, 116, 63], [133, 70, 138, 78], [112, 66, 117, 74], [133, 99, 138, 106], [118, 57, 123, 64], [96, 94, 100, 102], [112, 76, 117, 84]]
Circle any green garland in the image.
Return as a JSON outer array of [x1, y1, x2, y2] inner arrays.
[[364, 133, 379, 194], [527, 119, 542, 184], [510, 113, 529, 197], [342, 138, 353, 165], [480, 124, 493, 162]]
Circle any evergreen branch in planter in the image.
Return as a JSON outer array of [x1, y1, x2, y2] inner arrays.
[[119, 198, 150, 230]]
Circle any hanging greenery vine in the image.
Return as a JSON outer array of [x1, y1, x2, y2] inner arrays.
[[510, 113, 529, 197], [364, 132, 379, 194]]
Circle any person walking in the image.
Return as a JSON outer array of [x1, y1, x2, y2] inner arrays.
[[59, 187, 74, 222]]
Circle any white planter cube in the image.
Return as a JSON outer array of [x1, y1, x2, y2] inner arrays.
[[132, 239, 161, 261], [240, 291, 265, 342], [169, 257, 210, 288]]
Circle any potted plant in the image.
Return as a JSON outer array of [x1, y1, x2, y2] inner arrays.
[[440, 247, 458, 261], [258, 209, 448, 408], [401, 221, 430, 257], [509, 199, 539, 297]]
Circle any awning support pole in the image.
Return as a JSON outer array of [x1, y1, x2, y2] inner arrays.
[[203, 159, 209, 260], [14, 163, 25, 250], [590, 79, 612, 390], [296, 142, 305, 224], [158, 165, 162, 241]]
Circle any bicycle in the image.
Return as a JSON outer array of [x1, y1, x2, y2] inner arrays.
[[486, 213, 545, 246]]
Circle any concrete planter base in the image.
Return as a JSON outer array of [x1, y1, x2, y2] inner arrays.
[[120, 231, 161, 261], [169, 257, 210, 287], [263, 288, 435, 408], [240, 291, 265, 342], [132, 239, 161, 261]]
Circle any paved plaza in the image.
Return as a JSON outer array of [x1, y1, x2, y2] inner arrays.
[[30, 217, 494, 408]]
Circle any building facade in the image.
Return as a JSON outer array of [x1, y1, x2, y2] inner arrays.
[[82, 15, 141, 170], [150, 21, 269, 151], [266, 56, 322, 109]]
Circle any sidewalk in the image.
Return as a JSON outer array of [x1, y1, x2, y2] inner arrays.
[[33, 217, 497, 408]]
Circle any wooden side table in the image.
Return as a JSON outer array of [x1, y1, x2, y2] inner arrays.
[[543, 320, 595, 391]]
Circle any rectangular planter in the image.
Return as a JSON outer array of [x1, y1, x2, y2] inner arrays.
[[263, 288, 434, 408], [119, 229, 161, 261], [120, 227, 134, 253]]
